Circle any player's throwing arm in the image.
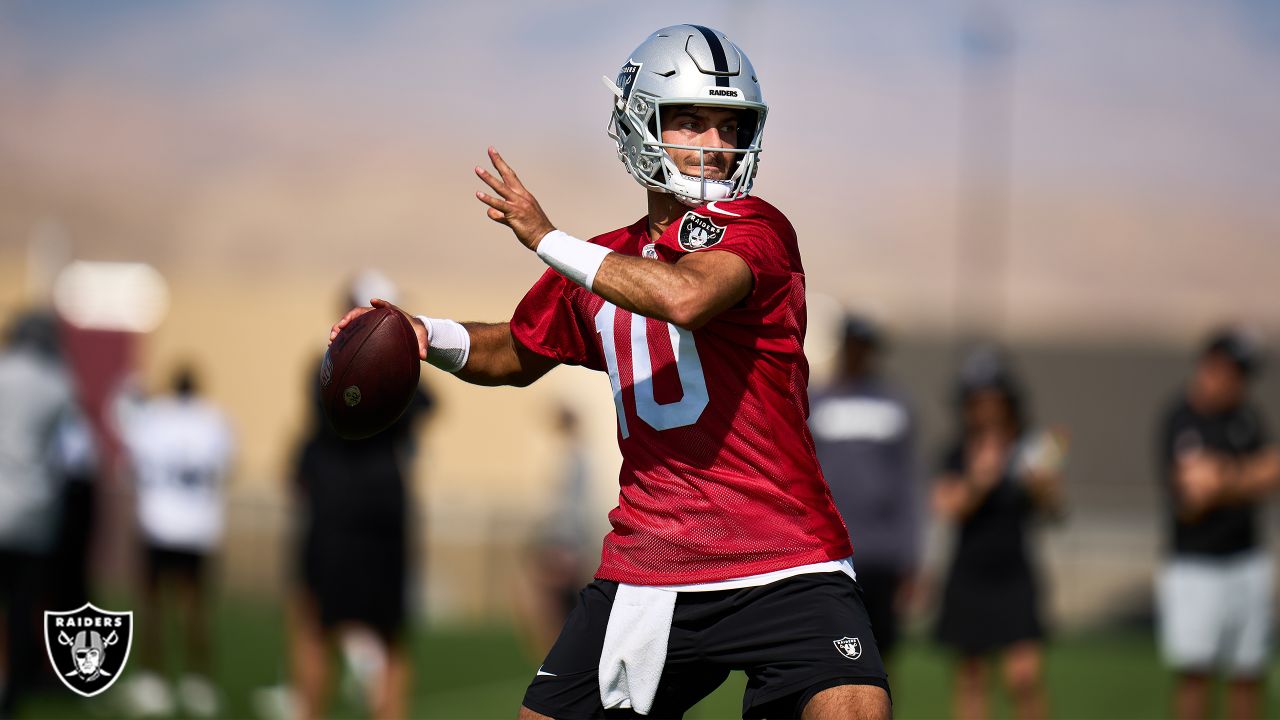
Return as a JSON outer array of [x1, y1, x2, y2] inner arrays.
[[475, 146, 753, 332]]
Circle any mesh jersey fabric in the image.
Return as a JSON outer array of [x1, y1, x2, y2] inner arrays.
[[511, 195, 852, 585]]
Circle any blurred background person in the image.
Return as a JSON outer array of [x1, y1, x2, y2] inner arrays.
[[1155, 328, 1280, 720], [4, 3, 1280, 718], [808, 314, 921, 666], [514, 404, 595, 660], [932, 347, 1065, 720], [45, 406, 100, 616], [288, 272, 435, 720], [0, 309, 77, 718], [115, 363, 235, 718]]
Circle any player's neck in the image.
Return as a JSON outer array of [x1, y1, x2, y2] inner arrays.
[[646, 190, 687, 243]]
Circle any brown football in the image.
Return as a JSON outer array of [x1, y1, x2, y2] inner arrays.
[[320, 307, 421, 440]]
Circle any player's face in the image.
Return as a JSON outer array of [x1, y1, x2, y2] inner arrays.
[[965, 388, 1017, 440], [76, 648, 100, 674], [1193, 353, 1244, 411], [660, 105, 742, 180]]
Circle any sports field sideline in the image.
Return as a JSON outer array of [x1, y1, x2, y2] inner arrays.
[[19, 596, 1280, 719]]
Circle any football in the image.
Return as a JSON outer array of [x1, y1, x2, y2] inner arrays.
[[320, 307, 421, 440]]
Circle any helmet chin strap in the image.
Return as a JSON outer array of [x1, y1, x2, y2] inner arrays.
[[660, 154, 734, 206]]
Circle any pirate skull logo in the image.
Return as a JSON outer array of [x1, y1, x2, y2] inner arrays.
[[833, 636, 863, 660], [63, 629, 117, 681], [44, 603, 133, 697], [677, 212, 726, 252]]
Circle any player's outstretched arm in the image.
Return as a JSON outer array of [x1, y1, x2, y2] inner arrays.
[[330, 300, 555, 388], [475, 147, 751, 330], [453, 321, 557, 387]]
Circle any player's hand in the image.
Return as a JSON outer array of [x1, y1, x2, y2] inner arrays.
[[1177, 450, 1225, 512], [330, 298, 428, 361], [968, 433, 1007, 491], [475, 146, 556, 251]]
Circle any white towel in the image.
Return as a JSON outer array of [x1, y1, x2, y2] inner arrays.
[[598, 584, 678, 715]]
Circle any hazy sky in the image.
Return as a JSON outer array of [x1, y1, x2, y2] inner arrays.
[[3, 0, 1279, 339]]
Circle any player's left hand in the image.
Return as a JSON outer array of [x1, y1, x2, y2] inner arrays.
[[475, 147, 556, 251]]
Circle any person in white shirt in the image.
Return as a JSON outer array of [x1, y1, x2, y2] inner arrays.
[[117, 364, 234, 719]]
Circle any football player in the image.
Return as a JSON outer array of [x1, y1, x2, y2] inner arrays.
[[333, 25, 890, 719]]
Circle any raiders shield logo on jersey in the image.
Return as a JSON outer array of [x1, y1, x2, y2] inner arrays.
[[677, 212, 727, 252], [833, 636, 863, 660], [44, 604, 133, 697]]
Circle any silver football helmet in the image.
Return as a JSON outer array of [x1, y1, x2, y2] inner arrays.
[[605, 25, 767, 205]]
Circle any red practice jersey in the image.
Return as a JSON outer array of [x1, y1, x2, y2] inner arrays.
[[511, 196, 852, 585]]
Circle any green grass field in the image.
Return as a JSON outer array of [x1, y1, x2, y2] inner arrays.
[[18, 596, 1280, 719]]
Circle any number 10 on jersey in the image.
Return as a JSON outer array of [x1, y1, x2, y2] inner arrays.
[[595, 303, 709, 438]]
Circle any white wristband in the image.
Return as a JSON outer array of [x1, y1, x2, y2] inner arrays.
[[535, 230, 612, 290], [417, 316, 471, 373]]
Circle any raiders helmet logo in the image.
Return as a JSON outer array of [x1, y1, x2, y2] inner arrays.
[[45, 603, 133, 697], [617, 60, 641, 103], [833, 636, 863, 660], [677, 212, 727, 252]]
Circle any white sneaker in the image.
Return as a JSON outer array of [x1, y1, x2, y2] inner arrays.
[[120, 670, 175, 718], [340, 627, 388, 697], [178, 674, 221, 718], [250, 684, 295, 720]]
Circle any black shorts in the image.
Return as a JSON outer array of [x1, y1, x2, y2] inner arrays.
[[522, 571, 889, 719], [144, 545, 207, 587]]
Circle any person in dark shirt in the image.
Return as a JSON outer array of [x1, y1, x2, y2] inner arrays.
[[809, 315, 920, 664], [1156, 328, 1280, 720], [933, 347, 1064, 720], [290, 273, 436, 720]]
